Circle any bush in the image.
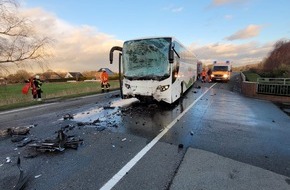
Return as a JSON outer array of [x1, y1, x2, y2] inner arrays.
[[109, 74, 122, 80]]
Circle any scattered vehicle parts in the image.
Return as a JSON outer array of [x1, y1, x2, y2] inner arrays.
[[13, 155, 35, 190], [0, 126, 30, 137], [29, 129, 83, 152], [63, 113, 74, 120], [34, 174, 42, 179], [6, 157, 11, 163]]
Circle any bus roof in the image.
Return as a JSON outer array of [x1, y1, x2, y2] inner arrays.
[[123, 36, 197, 57], [124, 36, 174, 42]]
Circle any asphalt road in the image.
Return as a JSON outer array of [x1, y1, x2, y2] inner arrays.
[[0, 73, 289, 190]]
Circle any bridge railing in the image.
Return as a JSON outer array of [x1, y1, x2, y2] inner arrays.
[[256, 78, 290, 96]]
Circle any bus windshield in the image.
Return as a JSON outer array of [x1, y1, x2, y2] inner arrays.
[[213, 66, 228, 71], [123, 38, 171, 80]]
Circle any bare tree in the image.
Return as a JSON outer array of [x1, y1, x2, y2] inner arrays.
[[262, 39, 290, 77], [0, 0, 53, 72]]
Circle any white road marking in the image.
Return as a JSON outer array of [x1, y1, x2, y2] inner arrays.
[[100, 83, 217, 190], [0, 103, 56, 115], [0, 91, 118, 115]]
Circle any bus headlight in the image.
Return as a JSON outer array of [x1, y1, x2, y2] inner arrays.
[[125, 83, 131, 89], [157, 85, 170, 92], [223, 74, 228, 78]]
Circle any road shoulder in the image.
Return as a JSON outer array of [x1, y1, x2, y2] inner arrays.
[[170, 148, 290, 190]]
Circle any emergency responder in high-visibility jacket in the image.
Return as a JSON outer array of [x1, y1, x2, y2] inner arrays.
[[33, 75, 43, 101], [201, 69, 207, 83], [100, 69, 110, 92]]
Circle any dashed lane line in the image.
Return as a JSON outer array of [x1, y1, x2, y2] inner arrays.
[[0, 103, 57, 115]]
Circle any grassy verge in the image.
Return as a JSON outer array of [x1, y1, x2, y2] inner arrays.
[[0, 81, 120, 111]]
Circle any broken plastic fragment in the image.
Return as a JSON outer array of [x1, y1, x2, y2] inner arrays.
[[63, 114, 74, 120], [34, 174, 42, 178], [6, 157, 11, 163], [121, 138, 127, 142]]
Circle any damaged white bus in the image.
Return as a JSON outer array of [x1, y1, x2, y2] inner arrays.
[[109, 37, 197, 104]]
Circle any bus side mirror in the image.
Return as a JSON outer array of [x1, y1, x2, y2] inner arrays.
[[169, 49, 174, 63], [109, 46, 123, 64]]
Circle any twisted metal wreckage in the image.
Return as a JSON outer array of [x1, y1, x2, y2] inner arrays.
[[1, 125, 83, 190]]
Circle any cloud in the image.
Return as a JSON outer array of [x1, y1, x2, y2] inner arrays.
[[171, 7, 183, 13], [225, 25, 262, 41], [210, 0, 246, 7], [224, 15, 233, 20], [189, 41, 273, 66], [18, 7, 123, 73], [207, 0, 249, 9], [163, 5, 184, 13], [10, 6, 271, 75]]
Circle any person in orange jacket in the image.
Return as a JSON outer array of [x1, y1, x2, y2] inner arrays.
[[207, 68, 212, 83], [201, 69, 207, 83], [100, 69, 110, 92]]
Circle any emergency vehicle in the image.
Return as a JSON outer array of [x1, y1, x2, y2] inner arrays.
[[210, 61, 232, 82]]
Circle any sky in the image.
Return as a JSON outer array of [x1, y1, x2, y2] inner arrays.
[[14, 0, 290, 73]]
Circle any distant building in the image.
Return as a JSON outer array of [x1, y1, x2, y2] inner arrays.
[[43, 71, 63, 80], [95, 68, 115, 80], [49, 73, 63, 79], [97, 68, 115, 75], [65, 72, 84, 80]]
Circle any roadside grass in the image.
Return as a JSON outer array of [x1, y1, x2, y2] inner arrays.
[[0, 81, 120, 111], [242, 71, 261, 82]]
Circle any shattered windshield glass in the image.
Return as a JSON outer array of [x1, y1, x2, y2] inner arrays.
[[122, 38, 171, 80]]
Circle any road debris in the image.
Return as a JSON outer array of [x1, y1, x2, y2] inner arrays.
[[121, 138, 127, 142], [11, 135, 27, 142], [34, 174, 42, 179], [17, 138, 35, 147], [0, 126, 30, 138], [29, 129, 83, 152], [110, 98, 139, 108], [6, 157, 11, 163], [63, 113, 74, 120], [13, 155, 36, 190], [8, 126, 30, 136]]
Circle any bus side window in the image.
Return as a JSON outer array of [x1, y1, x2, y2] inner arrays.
[[172, 61, 180, 83]]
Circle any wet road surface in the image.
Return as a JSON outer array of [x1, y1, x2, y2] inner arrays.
[[0, 73, 289, 189]]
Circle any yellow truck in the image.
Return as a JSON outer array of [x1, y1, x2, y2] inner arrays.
[[210, 61, 232, 82]]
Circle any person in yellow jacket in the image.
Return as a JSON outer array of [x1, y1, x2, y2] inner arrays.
[[100, 69, 110, 92]]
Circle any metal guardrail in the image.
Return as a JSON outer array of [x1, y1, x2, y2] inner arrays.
[[257, 78, 290, 96]]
